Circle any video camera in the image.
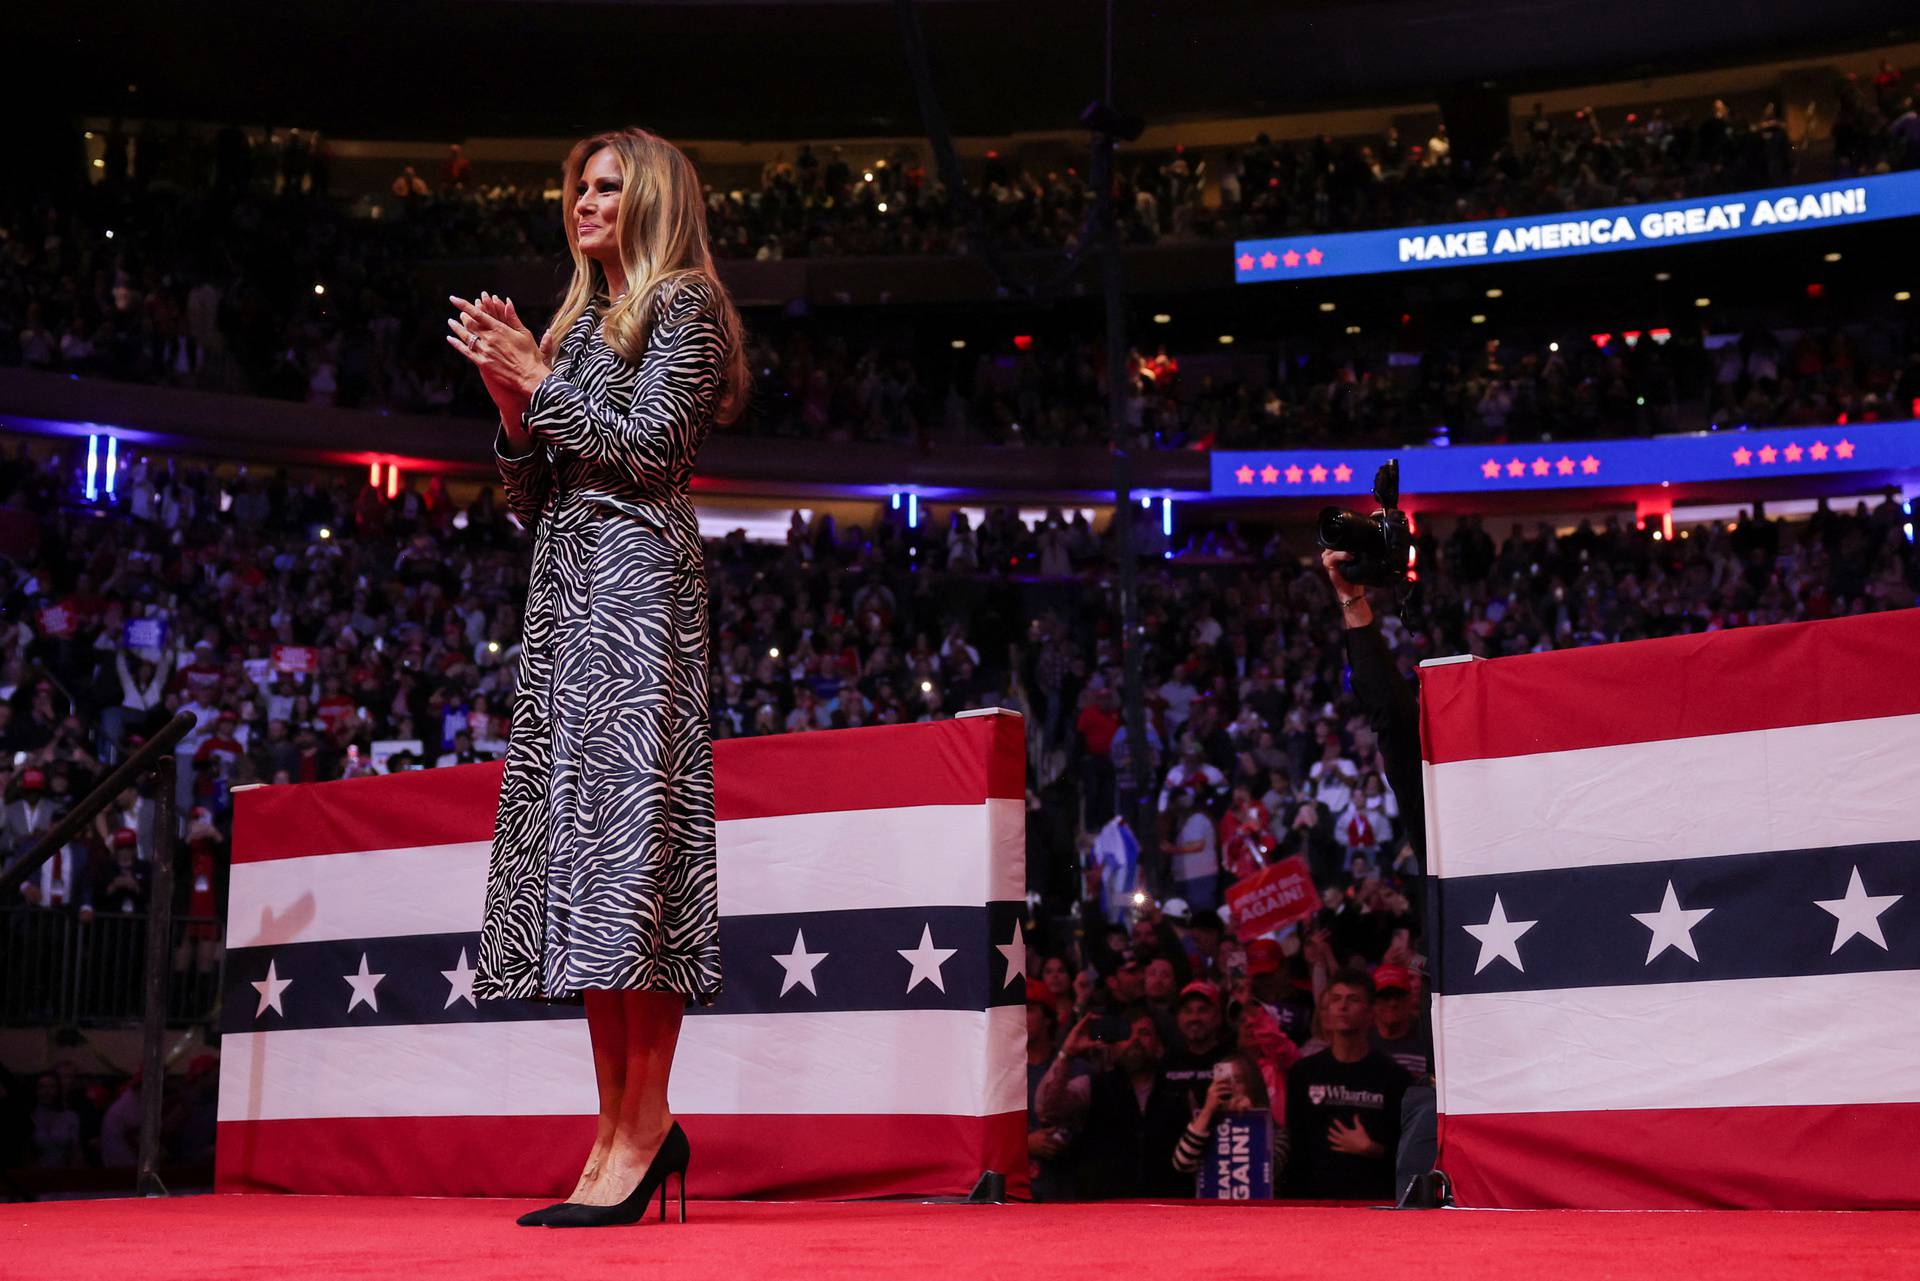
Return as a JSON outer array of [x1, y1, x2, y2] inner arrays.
[[1316, 460, 1411, 587]]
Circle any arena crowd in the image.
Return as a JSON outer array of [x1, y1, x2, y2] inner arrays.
[[3, 53, 1916, 1199], [5, 63, 1917, 451], [0, 433, 1913, 1196]]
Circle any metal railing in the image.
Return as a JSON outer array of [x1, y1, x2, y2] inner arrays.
[[0, 908, 223, 1026], [0, 709, 195, 1197]]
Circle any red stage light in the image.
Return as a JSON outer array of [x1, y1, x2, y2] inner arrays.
[[1623, 330, 1642, 347], [1806, 282, 1825, 299], [1590, 333, 1611, 349], [1012, 335, 1033, 351]]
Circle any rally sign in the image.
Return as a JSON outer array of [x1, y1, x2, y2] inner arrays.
[[369, 739, 425, 773], [1196, 1110, 1274, 1199], [38, 605, 75, 638], [1225, 856, 1318, 941], [272, 645, 320, 674], [124, 618, 168, 651]]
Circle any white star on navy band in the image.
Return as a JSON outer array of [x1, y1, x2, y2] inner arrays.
[[995, 920, 1027, 990], [441, 948, 478, 1009], [1463, 894, 1536, 974], [898, 924, 959, 993], [240, 915, 1033, 1021], [1815, 865, 1902, 954], [773, 928, 829, 997], [343, 952, 385, 1013], [1632, 880, 1713, 964], [251, 959, 292, 1017], [246, 947, 472, 1020], [1457, 863, 1906, 981]]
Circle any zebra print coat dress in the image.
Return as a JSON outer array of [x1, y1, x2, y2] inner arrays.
[[475, 275, 724, 1006]]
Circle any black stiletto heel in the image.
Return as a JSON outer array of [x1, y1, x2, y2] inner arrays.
[[544, 1123, 691, 1229], [656, 1167, 687, 1223]]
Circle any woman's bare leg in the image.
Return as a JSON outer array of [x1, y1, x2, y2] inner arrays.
[[570, 990, 630, 1202], [575, 990, 683, 1205]]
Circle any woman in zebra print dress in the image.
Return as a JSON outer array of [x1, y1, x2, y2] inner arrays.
[[448, 127, 749, 1226]]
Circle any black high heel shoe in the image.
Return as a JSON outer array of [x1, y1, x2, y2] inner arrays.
[[515, 1201, 574, 1227], [543, 1122, 690, 1229]]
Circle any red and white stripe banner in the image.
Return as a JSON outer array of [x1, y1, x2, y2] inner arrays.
[[1423, 610, 1920, 1209], [216, 712, 1030, 1200]]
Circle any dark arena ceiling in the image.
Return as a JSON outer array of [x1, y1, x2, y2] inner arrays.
[[12, 0, 1914, 141]]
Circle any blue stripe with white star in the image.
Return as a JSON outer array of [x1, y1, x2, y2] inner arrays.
[[1436, 840, 1914, 997], [223, 902, 1030, 1033]]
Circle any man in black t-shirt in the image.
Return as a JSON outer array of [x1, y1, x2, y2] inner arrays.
[[1159, 980, 1231, 1111], [1283, 967, 1412, 1201], [1368, 963, 1433, 1082]]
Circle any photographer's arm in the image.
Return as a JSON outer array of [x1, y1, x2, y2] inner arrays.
[[1323, 551, 1426, 867]]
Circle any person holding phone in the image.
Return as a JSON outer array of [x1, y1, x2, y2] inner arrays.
[[1171, 1054, 1283, 1181], [448, 127, 750, 1229], [1034, 1009, 1193, 1199]]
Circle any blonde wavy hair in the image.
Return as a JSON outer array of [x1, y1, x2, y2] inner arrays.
[[540, 126, 750, 427]]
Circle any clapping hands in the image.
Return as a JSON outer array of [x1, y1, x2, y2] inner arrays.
[[447, 291, 552, 418]]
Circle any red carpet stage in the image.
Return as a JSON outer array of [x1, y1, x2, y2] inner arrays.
[[7, 1196, 1920, 1281]]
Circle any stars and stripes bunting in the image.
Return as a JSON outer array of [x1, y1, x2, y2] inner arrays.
[[1422, 609, 1920, 1210], [216, 713, 1030, 1200]]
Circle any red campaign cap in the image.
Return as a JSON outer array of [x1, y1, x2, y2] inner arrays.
[[1024, 978, 1053, 1006], [1372, 963, 1417, 993], [1245, 938, 1284, 975], [1178, 980, 1222, 1008], [112, 828, 138, 848], [20, 769, 45, 789]]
